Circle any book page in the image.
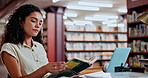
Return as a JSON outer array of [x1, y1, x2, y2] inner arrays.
[[88, 57, 99, 64], [66, 59, 81, 69]]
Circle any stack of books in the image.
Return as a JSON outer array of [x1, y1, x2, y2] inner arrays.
[[139, 59, 148, 74]]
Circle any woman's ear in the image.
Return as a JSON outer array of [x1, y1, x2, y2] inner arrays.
[[19, 18, 23, 28]]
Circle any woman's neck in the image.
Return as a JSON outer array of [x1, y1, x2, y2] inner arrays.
[[24, 37, 33, 47]]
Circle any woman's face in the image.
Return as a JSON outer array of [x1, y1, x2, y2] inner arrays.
[[22, 12, 43, 37]]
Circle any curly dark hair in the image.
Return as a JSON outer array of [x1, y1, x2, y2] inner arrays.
[[1, 4, 43, 46]]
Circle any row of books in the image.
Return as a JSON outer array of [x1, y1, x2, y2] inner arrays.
[[66, 43, 127, 50], [139, 59, 148, 74], [66, 52, 113, 60], [101, 52, 113, 59], [128, 40, 148, 52], [65, 25, 127, 32], [127, 11, 143, 23], [128, 55, 145, 67], [128, 24, 148, 37], [65, 33, 127, 41]]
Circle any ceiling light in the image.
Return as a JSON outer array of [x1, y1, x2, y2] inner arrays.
[[78, 2, 113, 7], [67, 5, 99, 11], [107, 24, 117, 27], [52, 0, 60, 3], [64, 13, 78, 17], [102, 20, 117, 24], [64, 20, 93, 26], [64, 21, 74, 25], [75, 23, 86, 26], [108, 20, 117, 22], [94, 15, 118, 19], [118, 9, 127, 13], [73, 20, 93, 25], [102, 22, 113, 24], [85, 17, 108, 21]]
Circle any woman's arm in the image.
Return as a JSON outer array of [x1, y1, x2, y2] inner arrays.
[[2, 52, 66, 78]]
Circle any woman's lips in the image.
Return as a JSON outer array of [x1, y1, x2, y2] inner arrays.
[[32, 29, 39, 32]]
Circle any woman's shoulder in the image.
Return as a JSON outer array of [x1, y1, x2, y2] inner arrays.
[[1, 43, 19, 48], [2, 43, 17, 47]]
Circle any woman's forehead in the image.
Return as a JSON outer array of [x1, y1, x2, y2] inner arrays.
[[28, 12, 43, 20]]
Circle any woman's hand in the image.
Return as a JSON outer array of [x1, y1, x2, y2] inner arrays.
[[45, 62, 67, 73]]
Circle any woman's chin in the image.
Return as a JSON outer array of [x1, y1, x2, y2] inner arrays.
[[32, 34, 38, 37]]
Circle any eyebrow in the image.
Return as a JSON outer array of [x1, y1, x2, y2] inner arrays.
[[30, 17, 43, 22]]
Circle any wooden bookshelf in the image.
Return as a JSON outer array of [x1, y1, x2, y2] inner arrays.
[[127, 0, 148, 72], [65, 25, 127, 65]]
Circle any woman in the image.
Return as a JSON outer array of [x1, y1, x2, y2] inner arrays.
[[0, 4, 66, 78]]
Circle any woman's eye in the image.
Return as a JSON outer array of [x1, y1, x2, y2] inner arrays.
[[31, 20, 36, 22]]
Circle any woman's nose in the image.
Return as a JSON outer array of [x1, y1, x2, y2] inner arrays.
[[35, 23, 40, 28]]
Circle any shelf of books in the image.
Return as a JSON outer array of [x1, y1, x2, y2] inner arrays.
[[42, 27, 48, 52], [65, 25, 127, 65], [127, 0, 148, 72]]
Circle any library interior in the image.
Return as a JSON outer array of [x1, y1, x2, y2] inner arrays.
[[0, 0, 148, 78]]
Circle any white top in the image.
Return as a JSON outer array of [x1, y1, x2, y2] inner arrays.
[[0, 41, 51, 77]]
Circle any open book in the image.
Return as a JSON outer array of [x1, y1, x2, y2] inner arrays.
[[48, 57, 98, 78]]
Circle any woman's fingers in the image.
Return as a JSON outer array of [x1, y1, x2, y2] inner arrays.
[[47, 62, 67, 73]]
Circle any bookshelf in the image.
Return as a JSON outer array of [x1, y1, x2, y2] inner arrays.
[[65, 25, 127, 65], [126, 0, 148, 72]]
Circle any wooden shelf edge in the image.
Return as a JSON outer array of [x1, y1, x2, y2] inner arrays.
[[130, 52, 148, 54], [66, 50, 114, 52], [128, 36, 148, 39], [127, 21, 142, 25], [66, 40, 127, 43], [130, 66, 145, 69], [65, 30, 127, 34]]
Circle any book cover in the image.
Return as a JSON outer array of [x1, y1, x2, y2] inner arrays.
[[48, 57, 98, 78]]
